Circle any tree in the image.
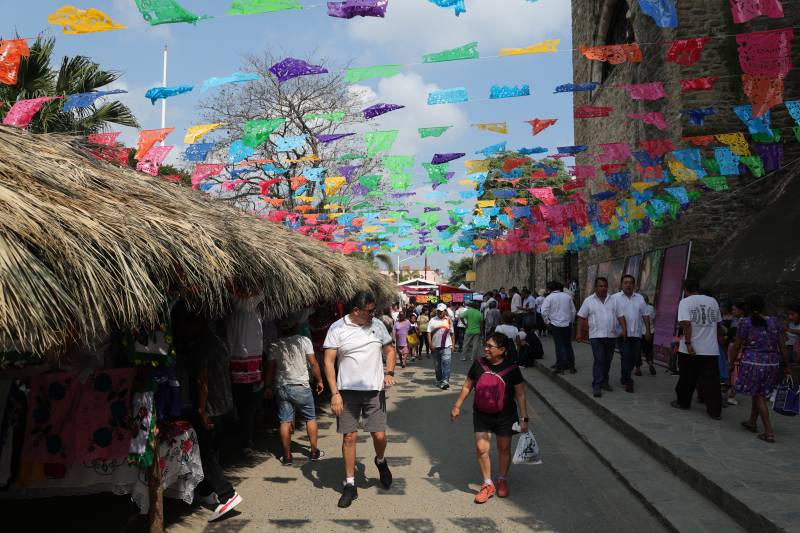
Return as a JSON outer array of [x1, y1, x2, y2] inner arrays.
[[0, 36, 138, 134], [447, 257, 473, 286], [350, 252, 394, 274], [196, 51, 385, 217]]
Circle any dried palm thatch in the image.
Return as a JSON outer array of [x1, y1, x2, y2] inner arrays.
[[0, 126, 395, 354]]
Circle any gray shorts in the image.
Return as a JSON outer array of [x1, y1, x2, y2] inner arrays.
[[337, 390, 387, 434]]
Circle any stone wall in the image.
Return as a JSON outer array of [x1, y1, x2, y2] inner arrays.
[[474, 253, 535, 293]]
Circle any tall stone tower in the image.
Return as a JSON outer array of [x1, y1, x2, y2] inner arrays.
[[572, 0, 800, 305]]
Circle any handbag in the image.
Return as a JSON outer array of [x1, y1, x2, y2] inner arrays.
[[512, 429, 542, 465], [772, 377, 800, 417]]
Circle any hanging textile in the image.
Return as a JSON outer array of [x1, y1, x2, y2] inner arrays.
[[628, 112, 668, 130], [527, 118, 557, 135], [679, 76, 719, 92], [622, 82, 666, 100], [422, 42, 479, 63], [741, 75, 784, 117], [48, 6, 126, 34], [228, 0, 303, 15], [201, 72, 259, 92], [736, 28, 793, 78], [364, 130, 398, 156], [580, 44, 643, 64], [729, 0, 784, 24], [242, 118, 285, 147], [499, 40, 560, 56], [134, 0, 208, 25], [638, 0, 678, 28], [665, 37, 712, 66], [427, 88, 468, 105], [3, 97, 60, 127], [269, 58, 328, 82], [363, 103, 404, 119], [145, 85, 193, 104], [328, 0, 389, 18], [0, 39, 30, 85], [489, 85, 530, 99]]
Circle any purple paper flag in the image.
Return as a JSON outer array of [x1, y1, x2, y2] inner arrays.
[[269, 58, 329, 83], [351, 183, 371, 195], [431, 153, 465, 164], [431, 172, 455, 189], [339, 164, 361, 182], [328, 0, 388, 18], [754, 143, 783, 173], [363, 103, 405, 120], [316, 133, 355, 143]]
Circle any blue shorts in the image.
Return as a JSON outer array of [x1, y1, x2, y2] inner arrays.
[[277, 384, 316, 423]]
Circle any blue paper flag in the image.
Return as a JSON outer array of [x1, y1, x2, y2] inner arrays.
[[201, 72, 259, 92], [303, 167, 327, 182], [427, 87, 468, 105], [491, 189, 518, 199], [517, 146, 548, 155], [665, 186, 689, 204], [184, 142, 214, 162], [554, 82, 598, 93], [275, 135, 307, 151], [672, 149, 707, 177], [428, 0, 466, 16], [489, 84, 530, 100], [476, 142, 507, 156], [732, 105, 771, 135], [607, 171, 632, 191], [681, 107, 716, 126], [638, 0, 678, 28], [145, 85, 193, 104], [229, 139, 254, 164], [63, 90, 127, 112], [557, 145, 588, 155], [786, 100, 800, 124], [714, 147, 740, 176]]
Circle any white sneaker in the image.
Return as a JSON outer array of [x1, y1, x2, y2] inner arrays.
[[726, 397, 739, 405], [209, 492, 243, 522], [198, 492, 218, 507]]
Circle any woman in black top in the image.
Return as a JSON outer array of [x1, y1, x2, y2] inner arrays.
[[450, 332, 528, 504]]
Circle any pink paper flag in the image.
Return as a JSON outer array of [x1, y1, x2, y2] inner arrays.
[[729, 0, 783, 24], [2, 96, 60, 127], [191, 163, 224, 186], [136, 145, 173, 176], [529, 187, 558, 205], [87, 131, 121, 146], [736, 28, 793, 78], [621, 82, 666, 100], [571, 165, 596, 179], [597, 143, 632, 163], [628, 112, 668, 130]]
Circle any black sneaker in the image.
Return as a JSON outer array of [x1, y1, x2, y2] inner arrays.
[[375, 457, 393, 489], [601, 384, 613, 392], [593, 389, 602, 398], [338, 483, 358, 508], [310, 449, 324, 461]]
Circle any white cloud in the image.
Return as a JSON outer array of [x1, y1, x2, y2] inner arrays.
[[348, 72, 470, 156], [111, 0, 174, 41], [346, 0, 570, 55]]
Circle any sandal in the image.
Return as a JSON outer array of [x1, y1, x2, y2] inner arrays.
[[740, 421, 758, 433], [757, 433, 775, 443]]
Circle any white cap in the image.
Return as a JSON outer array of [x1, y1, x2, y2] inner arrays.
[[436, 303, 447, 312]]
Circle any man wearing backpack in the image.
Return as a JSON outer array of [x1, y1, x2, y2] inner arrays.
[[428, 303, 456, 390], [450, 332, 528, 504]]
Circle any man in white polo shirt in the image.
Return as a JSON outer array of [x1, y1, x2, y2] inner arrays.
[[577, 277, 619, 397], [541, 281, 577, 373], [612, 275, 652, 393], [323, 291, 397, 509]]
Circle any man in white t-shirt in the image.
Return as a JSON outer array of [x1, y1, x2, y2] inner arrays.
[[576, 277, 619, 397], [323, 291, 397, 508], [671, 279, 723, 420], [612, 275, 652, 393], [541, 281, 577, 373], [428, 303, 456, 390]]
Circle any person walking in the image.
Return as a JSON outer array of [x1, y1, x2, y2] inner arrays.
[[392, 311, 412, 368], [323, 291, 397, 508], [454, 303, 467, 353], [613, 275, 652, 393], [265, 321, 325, 465], [635, 295, 657, 376], [450, 332, 527, 503], [733, 295, 792, 442], [670, 280, 725, 419], [406, 313, 420, 362], [417, 309, 430, 359], [461, 301, 484, 362], [576, 277, 619, 397], [541, 281, 577, 374], [428, 303, 456, 390], [483, 300, 501, 338], [510, 287, 523, 327]]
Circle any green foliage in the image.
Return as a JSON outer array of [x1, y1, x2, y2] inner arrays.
[[447, 257, 473, 286], [0, 36, 138, 134]]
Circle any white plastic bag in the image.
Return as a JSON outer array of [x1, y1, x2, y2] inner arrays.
[[512, 429, 542, 465]]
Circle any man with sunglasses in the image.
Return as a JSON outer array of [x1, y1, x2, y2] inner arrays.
[[323, 291, 397, 508]]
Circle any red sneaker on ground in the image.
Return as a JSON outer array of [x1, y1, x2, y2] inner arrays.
[[474, 482, 496, 504], [496, 478, 508, 498]]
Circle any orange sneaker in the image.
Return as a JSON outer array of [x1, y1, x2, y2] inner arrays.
[[497, 478, 508, 498], [474, 482, 496, 504]]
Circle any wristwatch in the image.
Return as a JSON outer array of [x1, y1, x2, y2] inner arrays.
[[520, 417, 529, 422], [384, 370, 395, 376]]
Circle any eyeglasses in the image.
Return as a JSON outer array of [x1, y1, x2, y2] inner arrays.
[[484, 343, 499, 349]]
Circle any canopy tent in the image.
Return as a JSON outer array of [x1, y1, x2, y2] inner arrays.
[[0, 126, 394, 355]]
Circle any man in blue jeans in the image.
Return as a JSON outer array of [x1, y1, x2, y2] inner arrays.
[[576, 277, 619, 397], [541, 281, 577, 373], [612, 275, 652, 393], [428, 303, 456, 389]]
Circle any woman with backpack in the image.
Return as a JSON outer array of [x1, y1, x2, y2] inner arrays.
[[450, 332, 528, 504]]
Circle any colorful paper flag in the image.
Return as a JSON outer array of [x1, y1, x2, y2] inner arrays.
[[473, 122, 508, 134], [191, 163, 224, 186], [665, 37, 712, 66], [554, 82, 598, 93], [679, 76, 719, 91], [741, 74, 784, 117], [427, 0, 466, 16], [228, 0, 303, 14], [201, 72, 259, 92], [364, 130, 398, 156], [418, 126, 452, 138], [621, 82, 666, 100], [134, 0, 208, 25], [729, 0, 783, 24], [3, 96, 60, 127], [499, 39, 560, 56], [681, 107, 716, 125], [736, 28, 793, 78], [48, 6, 126, 34], [527, 119, 557, 135], [431, 153, 465, 164], [489, 84, 530, 99], [343, 64, 402, 83], [580, 44, 643, 64], [242, 118, 285, 147], [136, 145, 173, 176], [184, 142, 214, 162], [628, 112, 668, 130], [185, 123, 223, 144], [304, 111, 346, 122], [575, 106, 613, 119], [428, 88, 468, 105], [363, 103, 404, 120], [63, 90, 127, 112], [422, 42, 479, 63], [269, 58, 328, 82], [145, 85, 193, 104], [328, 0, 389, 18], [0, 39, 30, 85], [638, 0, 678, 28]]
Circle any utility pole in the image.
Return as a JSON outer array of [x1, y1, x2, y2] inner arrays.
[[160, 45, 168, 144]]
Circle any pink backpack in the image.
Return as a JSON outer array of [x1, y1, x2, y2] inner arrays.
[[474, 359, 518, 414]]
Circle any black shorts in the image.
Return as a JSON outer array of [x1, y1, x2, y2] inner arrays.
[[472, 409, 517, 436]]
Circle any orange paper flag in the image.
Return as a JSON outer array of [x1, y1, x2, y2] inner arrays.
[[527, 119, 557, 135], [0, 39, 31, 85], [580, 44, 643, 65], [135, 128, 174, 159]]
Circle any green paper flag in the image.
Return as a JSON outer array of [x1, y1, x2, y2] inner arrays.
[[339, 153, 365, 161], [304, 111, 346, 122], [423, 162, 450, 184], [422, 42, 479, 63], [365, 130, 399, 157], [390, 174, 412, 191], [794, 126, 800, 143], [242, 118, 286, 147], [359, 174, 381, 190], [344, 64, 403, 84], [135, 0, 208, 25], [739, 156, 765, 177], [418, 126, 452, 138], [228, 0, 302, 15], [383, 155, 414, 191], [751, 130, 781, 143], [702, 157, 720, 176], [421, 212, 440, 226], [701, 176, 729, 191]]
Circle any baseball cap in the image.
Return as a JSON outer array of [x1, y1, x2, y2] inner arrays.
[[436, 303, 447, 312]]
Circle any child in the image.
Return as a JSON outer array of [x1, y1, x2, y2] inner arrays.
[[407, 314, 420, 362]]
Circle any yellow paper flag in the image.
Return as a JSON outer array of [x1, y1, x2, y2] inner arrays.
[[465, 159, 490, 174], [458, 179, 477, 186], [324, 176, 346, 195], [667, 160, 698, 182], [184, 123, 223, 144], [476, 200, 496, 208], [499, 39, 560, 57], [715, 132, 751, 156], [631, 181, 659, 193], [48, 6, 126, 34], [472, 122, 508, 134]]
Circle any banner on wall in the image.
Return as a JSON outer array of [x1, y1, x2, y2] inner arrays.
[[638, 249, 664, 303], [583, 263, 598, 301], [624, 254, 642, 280], [653, 242, 692, 364], [606, 257, 627, 294]]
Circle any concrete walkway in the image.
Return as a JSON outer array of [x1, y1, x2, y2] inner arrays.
[[524, 337, 800, 533]]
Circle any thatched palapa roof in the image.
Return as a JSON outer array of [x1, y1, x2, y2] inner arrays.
[[0, 126, 395, 353]]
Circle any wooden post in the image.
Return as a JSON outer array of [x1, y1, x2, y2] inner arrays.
[[148, 434, 163, 533]]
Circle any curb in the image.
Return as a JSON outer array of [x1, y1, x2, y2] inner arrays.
[[525, 364, 783, 533]]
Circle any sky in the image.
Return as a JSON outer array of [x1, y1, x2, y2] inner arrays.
[[3, 0, 575, 274]]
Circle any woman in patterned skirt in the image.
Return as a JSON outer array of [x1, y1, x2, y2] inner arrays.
[[733, 295, 792, 443]]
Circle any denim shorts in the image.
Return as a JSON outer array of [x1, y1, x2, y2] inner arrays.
[[277, 384, 316, 423]]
